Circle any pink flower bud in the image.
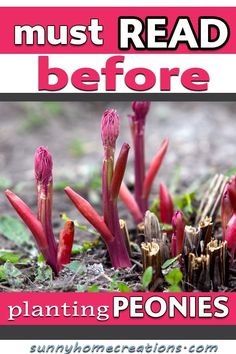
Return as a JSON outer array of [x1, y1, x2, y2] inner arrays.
[[34, 146, 53, 190], [101, 109, 119, 148], [131, 101, 151, 122]]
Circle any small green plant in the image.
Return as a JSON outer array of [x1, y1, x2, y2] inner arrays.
[[0, 250, 23, 264], [70, 139, 85, 157], [175, 192, 196, 220], [0, 176, 12, 190], [165, 268, 183, 292], [76, 271, 132, 293], [142, 266, 153, 290], [20, 102, 62, 131], [0, 215, 34, 249], [0, 261, 25, 287]]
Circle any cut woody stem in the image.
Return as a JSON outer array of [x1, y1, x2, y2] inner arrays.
[[5, 147, 74, 274]]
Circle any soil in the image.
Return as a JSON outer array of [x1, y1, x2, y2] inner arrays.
[[0, 101, 236, 292]]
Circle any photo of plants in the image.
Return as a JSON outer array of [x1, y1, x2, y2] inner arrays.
[[0, 101, 235, 292]]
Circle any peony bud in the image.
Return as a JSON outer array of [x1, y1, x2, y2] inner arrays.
[[34, 146, 53, 194], [131, 101, 151, 123], [101, 109, 119, 148]]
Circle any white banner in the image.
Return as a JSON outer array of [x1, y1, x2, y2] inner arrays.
[[0, 54, 235, 93], [0, 339, 234, 354]]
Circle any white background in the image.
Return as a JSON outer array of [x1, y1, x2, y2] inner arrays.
[[0, 339, 234, 354], [0, 54, 234, 93]]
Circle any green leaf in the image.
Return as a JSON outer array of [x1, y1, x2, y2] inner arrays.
[[19, 258, 30, 265], [160, 223, 173, 232], [108, 273, 118, 292], [149, 198, 160, 215], [0, 250, 22, 264], [61, 213, 99, 237], [2, 261, 24, 286], [130, 242, 141, 253], [162, 255, 180, 270], [71, 240, 99, 256], [117, 282, 131, 292], [21, 114, 46, 131], [80, 241, 93, 252], [71, 245, 83, 255], [0, 216, 34, 248], [76, 284, 86, 292], [165, 268, 183, 286], [54, 181, 83, 192], [37, 253, 45, 263], [3, 261, 22, 278], [53, 180, 71, 192], [168, 285, 182, 292], [44, 102, 62, 115], [65, 261, 86, 274], [35, 265, 53, 282], [142, 266, 153, 289], [87, 284, 100, 292], [70, 139, 85, 157], [0, 265, 6, 280], [174, 192, 196, 219], [225, 167, 236, 177], [0, 176, 12, 190]]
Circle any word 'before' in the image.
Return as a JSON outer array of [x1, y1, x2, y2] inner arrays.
[[38, 55, 210, 92]]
